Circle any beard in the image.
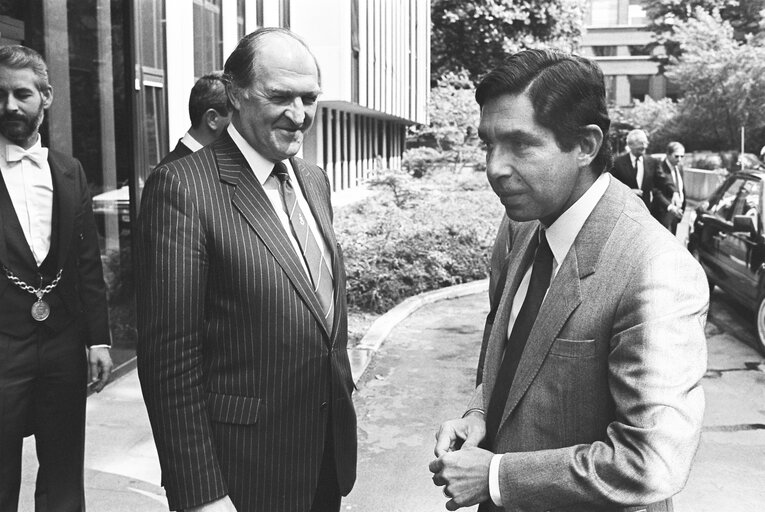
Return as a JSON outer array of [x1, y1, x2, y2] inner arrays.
[[0, 103, 45, 146]]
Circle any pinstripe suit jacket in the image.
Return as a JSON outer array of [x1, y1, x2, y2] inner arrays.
[[136, 132, 356, 511]]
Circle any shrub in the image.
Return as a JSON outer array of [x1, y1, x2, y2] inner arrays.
[[402, 147, 444, 178], [336, 167, 504, 314]]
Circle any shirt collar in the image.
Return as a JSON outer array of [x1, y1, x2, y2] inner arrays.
[[227, 124, 291, 185], [0, 133, 43, 162], [181, 131, 203, 152], [544, 172, 610, 270]]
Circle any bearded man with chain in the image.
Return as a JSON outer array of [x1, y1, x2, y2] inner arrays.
[[0, 45, 113, 512]]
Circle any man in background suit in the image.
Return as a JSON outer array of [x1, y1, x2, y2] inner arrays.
[[430, 49, 707, 511], [157, 71, 231, 166], [0, 45, 112, 511], [137, 28, 356, 512], [610, 129, 664, 219], [654, 141, 686, 235]]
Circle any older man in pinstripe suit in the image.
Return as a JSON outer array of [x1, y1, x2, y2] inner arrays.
[[136, 28, 356, 512]]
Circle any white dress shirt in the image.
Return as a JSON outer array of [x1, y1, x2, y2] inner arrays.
[[667, 160, 684, 204], [227, 125, 332, 282], [180, 131, 203, 152], [0, 134, 52, 266], [631, 153, 644, 189], [489, 172, 610, 506]]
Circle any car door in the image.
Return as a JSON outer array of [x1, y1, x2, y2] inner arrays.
[[695, 176, 749, 286], [717, 177, 764, 306]]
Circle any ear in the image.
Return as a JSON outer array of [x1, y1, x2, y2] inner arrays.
[[226, 87, 242, 111], [41, 86, 53, 109], [203, 109, 220, 131], [576, 124, 603, 168]]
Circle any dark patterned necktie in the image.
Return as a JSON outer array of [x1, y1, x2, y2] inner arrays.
[[272, 162, 334, 332], [484, 229, 553, 445]]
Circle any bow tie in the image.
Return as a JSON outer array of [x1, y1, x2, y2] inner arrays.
[[6, 144, 48, 167]]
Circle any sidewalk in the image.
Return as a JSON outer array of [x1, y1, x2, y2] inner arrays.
[[19, 278, 765, 511]]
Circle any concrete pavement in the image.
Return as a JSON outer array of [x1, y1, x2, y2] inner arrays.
[[19, 281, 765, 511]]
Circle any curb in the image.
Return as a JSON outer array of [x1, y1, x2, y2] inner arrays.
[[99, 279, 490, 391], [348, 279, 489, 383]]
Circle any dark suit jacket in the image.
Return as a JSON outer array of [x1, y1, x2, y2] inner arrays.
[[609, 152, 663, 217], [0, 149, 110, 345], [157, 139, 193, 167], [136, 132, 357, 511], [471, 177, 707, 511], [654, 159, 686, 232]]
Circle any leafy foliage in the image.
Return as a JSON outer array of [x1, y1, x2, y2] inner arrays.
[[408, 71, 485, 173], [663, 8, 765, 151], [643, 0, 765, 58], [337, 168, 505, 314], [431, 0, 587, 83], [610, 97, 679, 152]]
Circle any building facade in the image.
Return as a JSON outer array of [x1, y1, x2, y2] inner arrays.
[[581, 0, 676, 106], [0, 0, 430, 368]]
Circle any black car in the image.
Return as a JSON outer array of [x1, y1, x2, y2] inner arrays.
[[688, 170, 765, 354]]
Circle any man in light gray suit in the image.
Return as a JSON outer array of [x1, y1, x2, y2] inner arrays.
[[430, 49, 707, 512], [137, 28, 356, 512]]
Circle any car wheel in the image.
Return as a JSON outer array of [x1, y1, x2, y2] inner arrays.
[[756, 297, 765, 356]]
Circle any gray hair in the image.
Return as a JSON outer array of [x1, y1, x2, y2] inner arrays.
[[0, 45, 51, 92]]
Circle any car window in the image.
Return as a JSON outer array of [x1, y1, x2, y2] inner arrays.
[[710, 177, 747, 220], [731, 179, 761, 219]]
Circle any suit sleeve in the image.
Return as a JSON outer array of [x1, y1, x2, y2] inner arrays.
[[73, 160, 111, 346], [652, 161, 677, 212], [497, 247, 708, 510], [136, 166, 227, 510]]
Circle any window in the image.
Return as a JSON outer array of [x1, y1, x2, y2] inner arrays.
[[237, 0, 245, 40], [593, 46, 617, 57], [193, 0, 223, 77], [588, 0, 617, 26], [710, 178, 753, 220], [628, 0, 647, 26]]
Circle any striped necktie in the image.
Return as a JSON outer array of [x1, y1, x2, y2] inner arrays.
[[272, 162, 335, 332]]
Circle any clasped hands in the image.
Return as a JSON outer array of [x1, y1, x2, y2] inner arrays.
[[668, 193, 684, 220], [429, 412, 494, 511]]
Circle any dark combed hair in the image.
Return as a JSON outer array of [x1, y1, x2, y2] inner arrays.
[[475, 49, 612, 174], [0, 45, 51, 92], [222, 27, 320, 99], [188, 71, 230, 128]]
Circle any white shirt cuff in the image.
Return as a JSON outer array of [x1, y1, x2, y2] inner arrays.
[[489, 453, 503, 506], [89, 344, 111, 349]]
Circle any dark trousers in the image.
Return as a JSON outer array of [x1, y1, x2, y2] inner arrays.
[[309, 418, 340, 512], [0, 323, 87, 512]]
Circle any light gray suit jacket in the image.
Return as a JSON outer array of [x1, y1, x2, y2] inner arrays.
[[471, 176, 708, 512]]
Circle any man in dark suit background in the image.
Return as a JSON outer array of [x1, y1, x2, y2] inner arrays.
[[158, 71, 231, 167], [654, 141, 686, 234], [610, 128, 665, 219], [429, 50, 707, 511], [137, 28, 356, 512], [0, 45, 112, 511]]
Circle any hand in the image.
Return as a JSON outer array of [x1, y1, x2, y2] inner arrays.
[[429, 446, 494, 511], [186, 496, 238, 511], [668, 204, 684, 220], [631, 188, 644, 197], [434, 412, 486, 457], [88, 346, 113, 392]]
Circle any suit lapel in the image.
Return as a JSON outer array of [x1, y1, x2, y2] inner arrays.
[[214, 133, 330, 339], [482, 224, 538, 406], [490, 178, 625, 430], [291, 157, 341, 338], [48, 152, 75, 269]]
